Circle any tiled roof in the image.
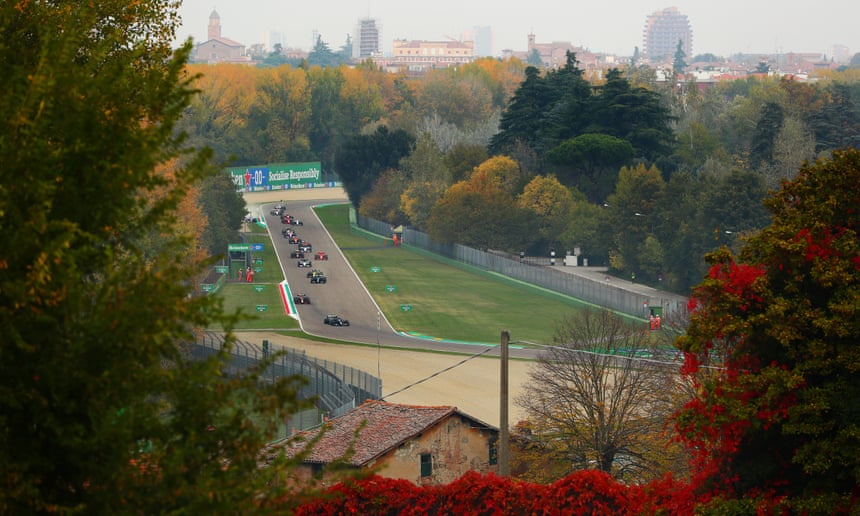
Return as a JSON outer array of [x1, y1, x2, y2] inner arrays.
[[270, 400, 493, 467]]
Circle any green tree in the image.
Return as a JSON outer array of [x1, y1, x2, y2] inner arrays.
[[527, 48, 543, 67], [589, 69, 676, 163], [307, 35, 341, 68], [605, 164, 665, 280], [198, 172, 247, 257], [673, 39, 687, 74], [335, 126, 415, 207], [399, 134, 451, 231], [546, 133, 635, 203], [488, 66, 550, 154], [675, 149, 860, 513], [749, 101, 784, 167], [0, 1, 309, 512]]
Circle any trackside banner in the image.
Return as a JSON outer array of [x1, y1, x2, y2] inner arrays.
[[226, 162, 328, 191]]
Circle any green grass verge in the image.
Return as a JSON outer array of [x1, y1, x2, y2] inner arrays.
[[315, 204, 593, 345]]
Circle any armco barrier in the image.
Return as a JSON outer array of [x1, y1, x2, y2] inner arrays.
[[191, 332, 381, 434], [356, 213, 687, 320]]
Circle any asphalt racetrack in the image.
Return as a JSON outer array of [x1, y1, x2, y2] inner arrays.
[[236, 187, 536, 427]]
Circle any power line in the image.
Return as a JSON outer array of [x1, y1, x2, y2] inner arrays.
[[381, 345, 500, 399]]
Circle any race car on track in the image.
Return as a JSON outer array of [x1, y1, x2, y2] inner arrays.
[[310, 274, 327, 284], [288, 235, 301, 244], [293, 293, 311, 304], [323, 314, 349, 326], [307, 268, 324, 279], [297, 259, 312, 268], [282, 228, 295, 238], [290, 250, 305, 259], [299, 243, 312, 253], [289, 218, 303, 226], [314, 251, 328, 260]]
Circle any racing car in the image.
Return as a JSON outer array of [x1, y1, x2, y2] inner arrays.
[[293, 293, 311, 304], [323, 314, 349, 326]]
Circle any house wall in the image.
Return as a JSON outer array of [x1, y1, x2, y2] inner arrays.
[[368, 415, 497, 486]]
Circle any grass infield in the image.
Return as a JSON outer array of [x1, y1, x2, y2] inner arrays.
[[315, 204, 592, 345]]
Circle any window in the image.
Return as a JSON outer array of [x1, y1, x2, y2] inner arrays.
[[489, 439, 498, 466], [420, 453, 432, 477]]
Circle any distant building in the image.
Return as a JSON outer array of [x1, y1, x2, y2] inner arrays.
[[643, 7, 693, 65], [267, 400, 499, 486], [502, 34, 605, 73], [353, 17, 382, 60], [381, 39, 477, 74], [191, 9, 251, 64], [461, 26, 494, 57]]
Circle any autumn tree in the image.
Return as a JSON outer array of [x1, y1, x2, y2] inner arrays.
[[399, 134, 452, 231], [246, 65, 312, 163], [517, 175, 575, 252], [0, 2, 309, 512], [428, 156, 533, 250], [675, 149, 860, 513], [516, 308, 681, 484]]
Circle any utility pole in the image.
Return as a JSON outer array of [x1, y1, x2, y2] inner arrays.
[[500, 330, 510, 476]]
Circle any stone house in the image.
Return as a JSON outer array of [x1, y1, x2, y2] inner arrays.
[[266, 400, 499, 486]]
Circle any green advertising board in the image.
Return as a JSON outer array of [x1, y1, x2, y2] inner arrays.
[[226, 161, 322, 191], [385, 285, 397, 292], [400, 304, 412, 311], [254, 285, 265, 292], [255, 305, 268, 312]]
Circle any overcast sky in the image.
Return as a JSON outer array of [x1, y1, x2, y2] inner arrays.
[[176, 1, 859, 59]]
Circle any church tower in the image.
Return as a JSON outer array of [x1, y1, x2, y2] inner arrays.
[[207, 9, 221, 40]]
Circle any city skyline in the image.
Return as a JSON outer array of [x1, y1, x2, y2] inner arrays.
[[177, 1, 859, 59]]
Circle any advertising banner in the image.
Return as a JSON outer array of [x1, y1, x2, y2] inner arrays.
[[226, 162, 323, 192]]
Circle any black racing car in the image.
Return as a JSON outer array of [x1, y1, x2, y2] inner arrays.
[[323, 314, 349, 326], [290, 250, 305, 259], [307, 268, 324, 279], [297, 258, 312, 268], [310, 274, 327, 284], [293, 293, 311, 304]]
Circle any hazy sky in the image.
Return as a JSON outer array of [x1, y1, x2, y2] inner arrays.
[[176, 1, 859, 58]]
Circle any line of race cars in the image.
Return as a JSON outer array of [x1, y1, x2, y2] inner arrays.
[[277, 204, 348, 327]]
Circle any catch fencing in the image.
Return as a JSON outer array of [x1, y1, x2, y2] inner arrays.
[[356, 213, 686, 320], [191, 332, 382, 434]]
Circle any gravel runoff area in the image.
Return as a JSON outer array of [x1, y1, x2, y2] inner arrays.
[[237, 188, 534, 428]]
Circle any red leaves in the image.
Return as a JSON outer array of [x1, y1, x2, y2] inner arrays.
[[293, 470, 698, 515]]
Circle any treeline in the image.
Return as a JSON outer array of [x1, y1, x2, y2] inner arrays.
[[179, 55, 860, 293]]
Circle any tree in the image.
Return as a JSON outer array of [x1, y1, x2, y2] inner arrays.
[[605, 164, 665, 280], [675, 149, 860, 512], [0, 2, 309, 512], [307, 35, 341, 68], [198, 171, 247, 257], [334, 126, 415, 208], [399, 134, 451, 231], [546, 133, 635, 203], [749, 101, 784, 168], [517, 175, 575, 251], [488, 66, 550, 154], [673, 39, 687, 74], [527, 48, 543, 67], [516, 308, 681, 484]]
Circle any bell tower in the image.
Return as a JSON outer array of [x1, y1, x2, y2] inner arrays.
[[207, 9, 221, 40]]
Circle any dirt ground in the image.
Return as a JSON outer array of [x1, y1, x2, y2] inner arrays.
[[238, 188, 534, 427]]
